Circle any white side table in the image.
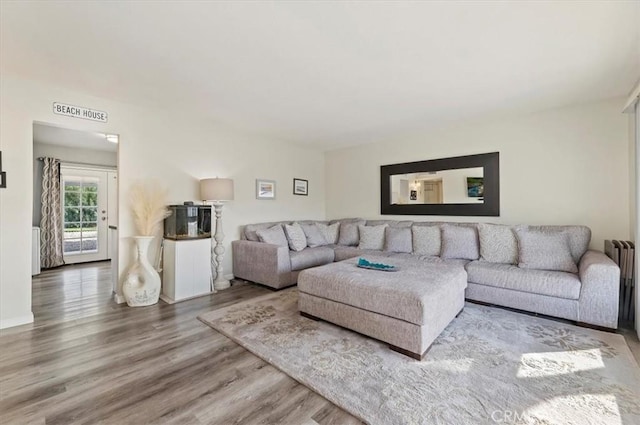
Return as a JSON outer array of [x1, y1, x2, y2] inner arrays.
[[161, 238, 213, 303]]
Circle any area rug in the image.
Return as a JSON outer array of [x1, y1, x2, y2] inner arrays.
[[198, 289, 640, 425]]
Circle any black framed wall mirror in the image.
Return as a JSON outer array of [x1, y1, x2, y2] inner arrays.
[[380, 152, 500, 216]]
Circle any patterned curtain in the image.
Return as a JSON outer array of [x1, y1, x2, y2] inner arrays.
[[40, 157, 64, 268]]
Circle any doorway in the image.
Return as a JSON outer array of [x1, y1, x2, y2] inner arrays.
[[33, 122, 118, 271], [423, 179, 443, 204], [60, 167, 116, 263]]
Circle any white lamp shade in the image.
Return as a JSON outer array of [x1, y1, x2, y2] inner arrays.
[[200, 178, 234, 201]]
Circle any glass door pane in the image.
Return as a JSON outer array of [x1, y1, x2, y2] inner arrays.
[[63, 176, 100, 255]]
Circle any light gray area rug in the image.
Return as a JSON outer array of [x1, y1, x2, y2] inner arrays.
[[198, 289, 640, 425]]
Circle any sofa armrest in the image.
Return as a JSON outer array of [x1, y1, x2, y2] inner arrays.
[[577, 250, 620, 329], [232, 240, 292, 289]]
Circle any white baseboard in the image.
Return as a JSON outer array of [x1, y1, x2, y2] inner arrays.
[[114, 293, 126, 304], [225, 273, 235, 281], [0, 312, 34, 330]]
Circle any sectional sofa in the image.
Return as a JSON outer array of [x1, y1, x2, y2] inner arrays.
[[232, 218, 620, 329]]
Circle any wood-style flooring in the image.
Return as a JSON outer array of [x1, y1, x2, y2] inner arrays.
[[0, 262, 360, 425], [1, 262, 639, 424]]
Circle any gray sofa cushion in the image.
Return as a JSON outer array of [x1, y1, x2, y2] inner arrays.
[[300, 223, 328, 247], [256, 224, 289, 247], [411, 225, 441, 256], [317, 222, 340, 244], [384, 227, 412, 253], [289, 247, 335, 271], [284, 222, 307, 252], [333, 246, 388, 262], [515, 227, 578, 273], [338, 220, 366, 246], [478, 223, 518, 264], [527, 225, 591, 263], [358, 224, 387, 250], [441, 224, 479, 260], [466, 261, 581, 300]]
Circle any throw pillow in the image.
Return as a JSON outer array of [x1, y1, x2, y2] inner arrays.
[[283, 222, 307, 252], [384, 227, 412, 253], [316, 222, 340, 244], [244, 223, 277, 242], [412, 225, 441, 256], [441, 224, 480, 260], [478, 223, 518, 264], [338, 220, 366, 246], [515, 227, 578, 273], [358, 224, 388, 250], [256, 224, 289, 248], [300, 223, 328, 248]]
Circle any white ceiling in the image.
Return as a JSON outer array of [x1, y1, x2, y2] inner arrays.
[[3, 2, 639, 150], [33, 123, 117, 152]]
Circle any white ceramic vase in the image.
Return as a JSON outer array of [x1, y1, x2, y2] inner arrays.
[[123, 236, 161, 307]]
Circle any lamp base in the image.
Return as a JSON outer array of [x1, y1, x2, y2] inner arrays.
[[214, 278, 231, 291]]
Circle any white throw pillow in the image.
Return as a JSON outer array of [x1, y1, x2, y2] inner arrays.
[[478, 223, 518, 264], [317, 222, 340, 244], [358, 224, 388, 250], [284, 222, 307, 252]]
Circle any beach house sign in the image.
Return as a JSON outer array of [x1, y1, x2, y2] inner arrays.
[[53, 102, 108, 123]]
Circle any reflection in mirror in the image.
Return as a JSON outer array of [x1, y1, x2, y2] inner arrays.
[[380, 152, 499, 216], [390, 167, 484, 205]]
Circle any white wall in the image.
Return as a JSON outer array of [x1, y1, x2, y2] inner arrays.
[[0, 75, 325, 328], [33, 142, 117, 226], [326, 98, 631, 249]]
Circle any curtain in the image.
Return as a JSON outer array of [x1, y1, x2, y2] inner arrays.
[[40, 157, 64, 268]]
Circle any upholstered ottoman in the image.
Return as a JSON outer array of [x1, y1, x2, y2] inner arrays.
[[298, 256, 467, 360]]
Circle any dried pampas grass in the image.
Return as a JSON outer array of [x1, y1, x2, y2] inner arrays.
[[129, 181, 171, 236]]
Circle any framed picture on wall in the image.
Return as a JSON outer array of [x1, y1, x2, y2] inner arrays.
[[293, 178, 308, 196], [256, 179, 276, 200], [466, 177, 484, 198]]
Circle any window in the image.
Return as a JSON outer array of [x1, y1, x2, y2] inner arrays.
[[62, 177, 99, 255]]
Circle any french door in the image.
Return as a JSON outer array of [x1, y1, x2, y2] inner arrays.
[[61, 167, 109, 264]]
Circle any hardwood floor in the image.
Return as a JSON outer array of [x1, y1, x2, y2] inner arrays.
[[0, 262, 360, 425], [1, 262, 639, 424]]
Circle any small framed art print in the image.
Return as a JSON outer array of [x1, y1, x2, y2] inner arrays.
[[256, 179, 276, 200], [293, 178, 308, 196]]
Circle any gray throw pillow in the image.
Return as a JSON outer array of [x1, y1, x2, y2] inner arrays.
[[515, 227, 578, 273], [412, 225, 441, 256], [384, 227, 412, 253], [300, 223, 328, 247], [338, 220, 366, 246], [478, 223, 518, 264], [244, 222, 277, 241], [441, 224, 480, 260], [284, 222, 307, 252], [256, 224, 288, 248], [316, 222, 340, 244], [358, 224, 388, 250]]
